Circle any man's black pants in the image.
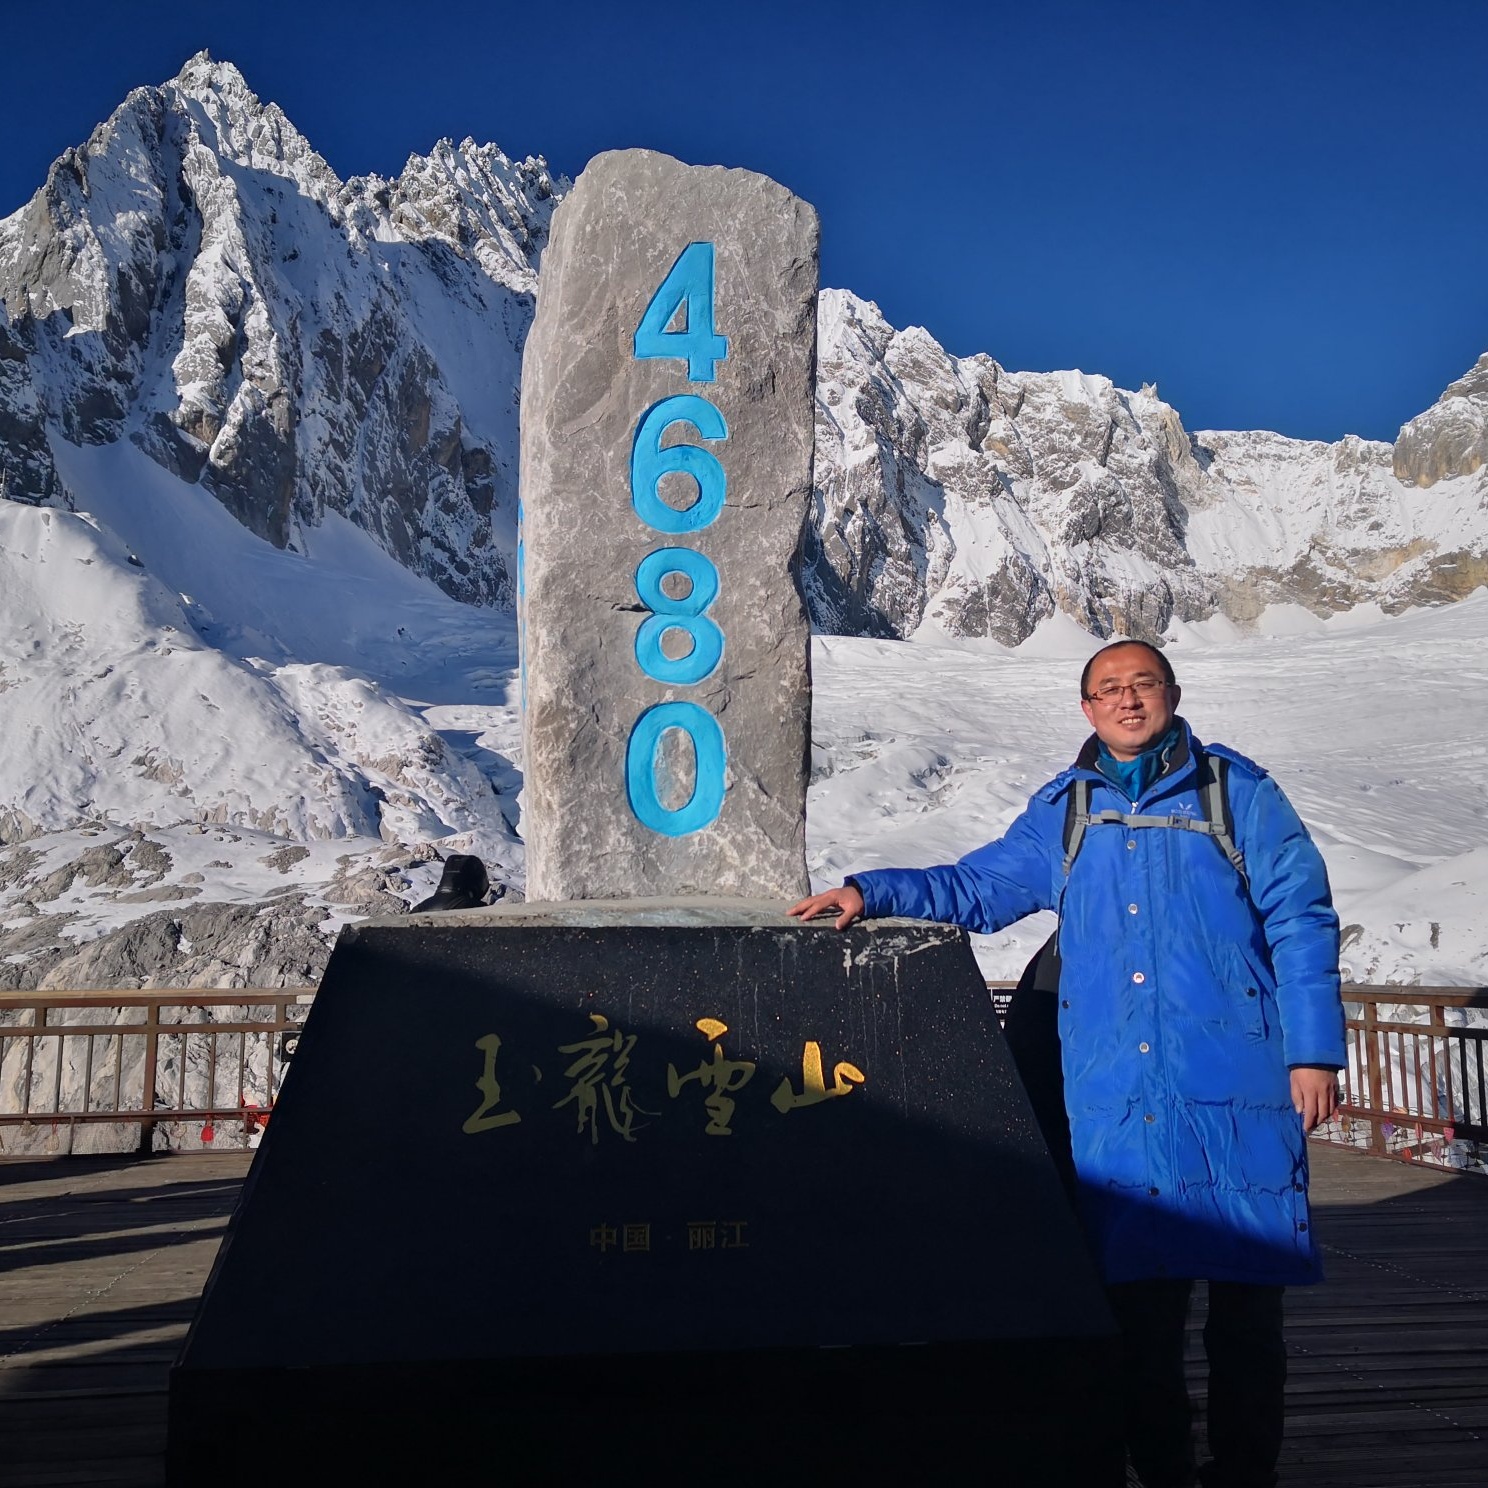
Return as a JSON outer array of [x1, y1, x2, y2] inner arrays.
[[1106, 1279, 1286, 1488]]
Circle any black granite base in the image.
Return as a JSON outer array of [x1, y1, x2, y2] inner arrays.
[[170, 1341, 1120, 1484], [168, 905, 1121, 1486]]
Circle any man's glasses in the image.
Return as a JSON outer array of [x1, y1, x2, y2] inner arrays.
[[1084, 679, 1170, 704]]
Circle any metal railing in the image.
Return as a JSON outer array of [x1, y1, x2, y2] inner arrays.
[[0, 989, 311, 1156], [3, 983, 1484, 1167], [1323, 987, 1488, 1168], [988, 980, 1488, 1172]]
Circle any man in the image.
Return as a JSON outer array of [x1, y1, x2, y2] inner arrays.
[[789, 640, 1344, 1488]]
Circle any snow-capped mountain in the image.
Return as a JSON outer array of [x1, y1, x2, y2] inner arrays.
[[1, 53, 1486, 1009], [6, 54, 1485, 655], [806, 291, 1488, 645], [0, 51, 558, 605], [0, 55, 545, 991], [1394, 352, 1488, 488]]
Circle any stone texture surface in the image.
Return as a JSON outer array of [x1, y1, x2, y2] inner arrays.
[[385, 897, 944, 933], [519, 149, 818, 901]]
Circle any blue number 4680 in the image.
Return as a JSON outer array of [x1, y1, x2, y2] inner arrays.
[[633, 242, 729, 382]]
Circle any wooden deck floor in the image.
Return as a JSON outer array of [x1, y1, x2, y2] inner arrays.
[[2, 1142, 1485, 1487]]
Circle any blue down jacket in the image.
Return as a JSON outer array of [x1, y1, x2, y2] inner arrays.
[[851, 720, 1344, 1287]]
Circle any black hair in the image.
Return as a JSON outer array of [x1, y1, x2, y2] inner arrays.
[[1080, 639, 1177, 699]]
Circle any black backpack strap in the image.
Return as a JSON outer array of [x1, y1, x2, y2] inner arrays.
[[1061, 776, 1091, 879], [1195, 750, 1248, 888], [1060, 751, 1246, 887]]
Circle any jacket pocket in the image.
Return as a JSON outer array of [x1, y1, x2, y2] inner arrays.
[[1222, 947, 1271, 1041], [1238, 980, 1268, 1040]]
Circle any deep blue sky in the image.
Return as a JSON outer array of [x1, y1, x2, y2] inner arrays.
[[3, 0, 1485, 442]]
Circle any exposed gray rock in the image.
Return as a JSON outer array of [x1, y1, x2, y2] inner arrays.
[[321, 852, 417, 915], [26, 834, 177, 902], [1394, 353, 1488, 487], [805, 296, 1213, 644], [807, 291, 1488, 644], [0, 53, 563, 607], [12, 898, 333, 991], [116, 884, 202, 904], [0, 303, 63, 506], [0, 910, 82, 987], [130, 839, 173, 881], [0, 845, 42, 891], [520, 149, 817, 900], [32, 843, 133, 901]]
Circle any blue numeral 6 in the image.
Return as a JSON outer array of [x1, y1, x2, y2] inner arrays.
[[625, 702, 727, 837], [631, 394, 728, 535], [633, 548, 723, 685]]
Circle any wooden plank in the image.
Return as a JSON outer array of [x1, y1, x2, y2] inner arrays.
[[1186, 1141, 1488, 1484], [0, 989, 308, 1006]]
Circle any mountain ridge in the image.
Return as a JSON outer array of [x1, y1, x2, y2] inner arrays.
[[807, 289, 1488, 647], [0, 54, 1484, 1012], [3, 53, 1485, 645], [0, 52, 562, 606]]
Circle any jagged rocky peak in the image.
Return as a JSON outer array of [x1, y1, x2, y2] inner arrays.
[[0, 53, 328, 357], [1394, 352, 1488, 487], [806, 290, 1488, 645], [168, 51, 342, 199], [346, 137, 564, 296], [0, 52, 565, 606], [806, 289, 1210, 646]]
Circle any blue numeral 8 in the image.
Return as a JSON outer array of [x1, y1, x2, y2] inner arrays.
[[633, 548, 723, 685]]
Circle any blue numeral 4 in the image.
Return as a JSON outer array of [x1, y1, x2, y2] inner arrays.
[[634, 242, 729, 382]]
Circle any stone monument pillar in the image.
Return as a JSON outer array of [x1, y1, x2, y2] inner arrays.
[[518, 149, 818, 902]]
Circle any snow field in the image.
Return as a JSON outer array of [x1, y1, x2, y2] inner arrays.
[[807, 594, 1488, 986], [0, 435, 1483, 990]]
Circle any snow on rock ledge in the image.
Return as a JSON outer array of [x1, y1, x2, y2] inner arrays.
[[1394, 353, 1488, 488], [805, 290, 1488, 644], [0, 51, 564, 608]]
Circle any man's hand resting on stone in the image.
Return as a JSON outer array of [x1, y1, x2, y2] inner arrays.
[[787, 885, 865, 931]]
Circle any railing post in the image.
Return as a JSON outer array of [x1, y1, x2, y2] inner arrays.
[[138, 1000, 159, 1157], [1363, 1001, 1386, 1156]]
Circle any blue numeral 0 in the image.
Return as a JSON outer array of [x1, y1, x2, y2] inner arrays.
[[626, 702, 727, 837], [631, 394, 728, 534], [634, 548, 723, 685], [633, 242, 728, 382]]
